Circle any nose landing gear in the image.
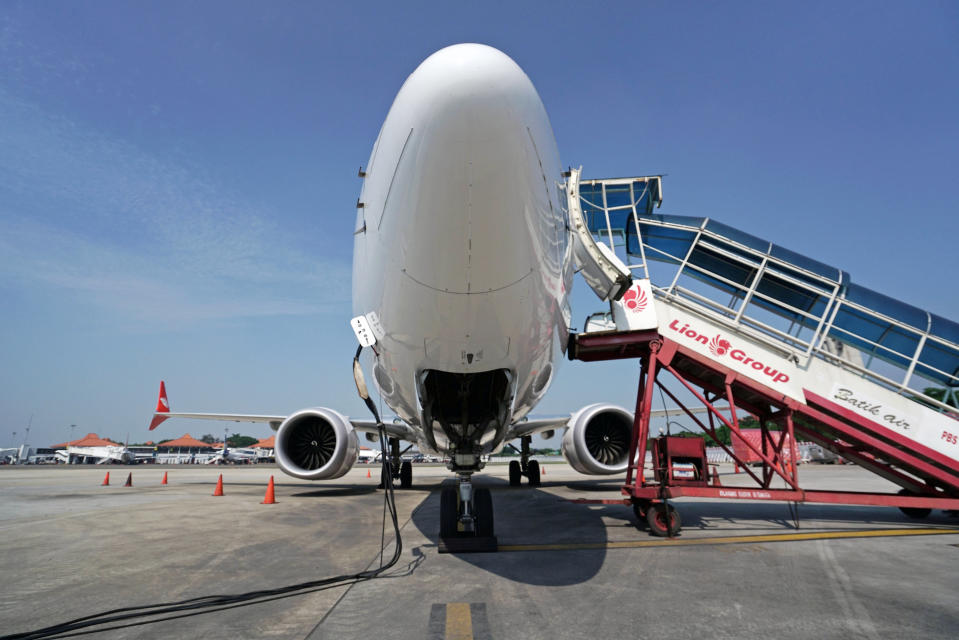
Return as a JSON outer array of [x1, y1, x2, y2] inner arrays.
[[439, 464, 498, 553]]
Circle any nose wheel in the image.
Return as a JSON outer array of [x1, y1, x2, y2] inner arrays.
[[439, 474, 498, 552]]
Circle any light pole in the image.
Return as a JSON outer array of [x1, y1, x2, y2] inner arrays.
[[16, 415, 32, 464], [69, 424, 77, 445], [223, 426, 230, 464], [22, 415, 31, 449]]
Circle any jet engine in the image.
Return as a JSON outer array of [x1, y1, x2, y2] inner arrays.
[[274, 408, 359, 480], [561, 403, 634, 475]]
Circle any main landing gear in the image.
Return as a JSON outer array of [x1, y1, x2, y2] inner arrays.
[[439, 455, 497, 553], [508, 436, 541, 487], [378, 437, 413, 489]]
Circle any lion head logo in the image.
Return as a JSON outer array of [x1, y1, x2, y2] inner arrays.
[[709, 335, 731, 356], [622, 286, 647, 313]]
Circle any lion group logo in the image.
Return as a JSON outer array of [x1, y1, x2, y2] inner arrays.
[[709, 335, 731, 357], [622, 286, 647, 313]]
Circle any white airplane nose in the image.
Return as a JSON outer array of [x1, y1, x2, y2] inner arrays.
[[408, 43, 536, 122], [367, 44, 559, 294]]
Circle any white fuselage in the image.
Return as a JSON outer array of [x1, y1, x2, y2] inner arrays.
[[352, 44, 573, 456]]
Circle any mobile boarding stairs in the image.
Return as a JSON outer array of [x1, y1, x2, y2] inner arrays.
[[564, 168, 959, 535]]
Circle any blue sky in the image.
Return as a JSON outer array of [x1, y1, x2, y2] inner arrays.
[[1, 1, 957, 449]]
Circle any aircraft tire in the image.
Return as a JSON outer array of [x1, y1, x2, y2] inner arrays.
[[440, 487, 458, 538], [474, 488, 494, 537], [508, 460, 522, 486], [527, 459, 541, 486], [400, 460, 413, 488]]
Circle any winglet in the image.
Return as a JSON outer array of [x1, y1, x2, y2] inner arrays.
[[149, 381, 170, 431]]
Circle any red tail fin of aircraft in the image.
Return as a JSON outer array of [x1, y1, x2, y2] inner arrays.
[[149, 381, 170, 430]]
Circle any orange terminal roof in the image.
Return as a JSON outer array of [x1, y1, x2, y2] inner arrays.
[[250, 435, 275, 449], [50, 433, 121, 448], [158, 434, 216, 448]]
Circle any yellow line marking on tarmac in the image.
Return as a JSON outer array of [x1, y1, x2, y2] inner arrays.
[[498, 528, 959, 552], [445, 602, 473, 640]]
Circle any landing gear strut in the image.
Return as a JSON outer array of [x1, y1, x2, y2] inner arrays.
[[379, 437, 413, 489], [509, 436, 540, 487]]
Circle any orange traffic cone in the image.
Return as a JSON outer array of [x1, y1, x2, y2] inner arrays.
[[711, 466, 721, 487], [734, 462, 741, 474], [261, 476, 276, 504], [213, 474, 224, 496], [123, 472, 133, 487], [161, 472, 168, 485], [541, 465, 546, 475], [101, 472, 110, 486], [367, 469, 371, 478]]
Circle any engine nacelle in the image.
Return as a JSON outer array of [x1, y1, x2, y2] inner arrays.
[[561, 403, 634, 475], [274, 408, 359, 480]]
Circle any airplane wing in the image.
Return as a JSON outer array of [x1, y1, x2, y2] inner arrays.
[[149, 382, 285, 430], [506, 406, 727, 441], [149, 381, 412, 440], [506, 417, 569, 440], [151, 411, 287, 428]]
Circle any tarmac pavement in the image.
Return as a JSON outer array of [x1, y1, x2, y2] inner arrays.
[[1, 462, 957, 639]]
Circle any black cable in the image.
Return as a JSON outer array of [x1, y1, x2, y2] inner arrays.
[[3, 351, 404, 640]]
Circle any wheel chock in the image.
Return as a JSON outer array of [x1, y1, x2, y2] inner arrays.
[[438, 535, 498, 554]]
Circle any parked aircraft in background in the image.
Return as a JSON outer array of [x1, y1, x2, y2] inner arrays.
[[205, 445, 258, 465]]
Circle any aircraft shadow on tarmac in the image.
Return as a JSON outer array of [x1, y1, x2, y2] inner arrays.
[[288, 479, 445, 498], [288, 485, 380, 498], [409, 476, 617, 586], [406, 476, 959, 587]]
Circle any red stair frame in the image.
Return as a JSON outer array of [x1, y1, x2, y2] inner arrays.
[[570, 330, 959, 514]]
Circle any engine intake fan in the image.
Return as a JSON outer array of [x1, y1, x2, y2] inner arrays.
[[561, 403, 634, 475], [275, 408, 359, 480]]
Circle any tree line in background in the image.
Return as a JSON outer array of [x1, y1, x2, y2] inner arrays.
[[664, 416, 784, 446], [923, 387, 958, 409], [129, 433, 260, 447]]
